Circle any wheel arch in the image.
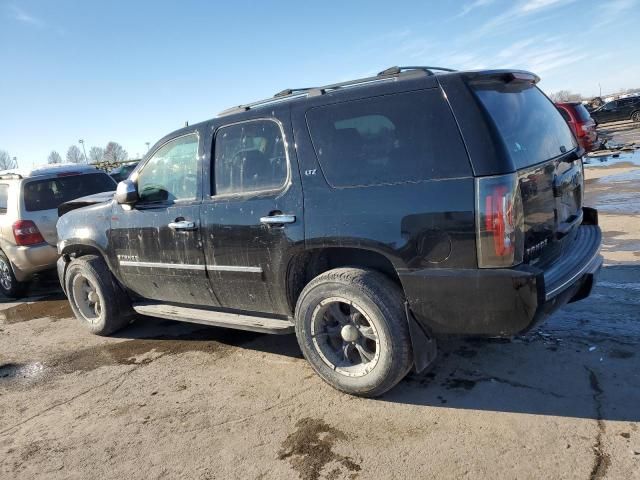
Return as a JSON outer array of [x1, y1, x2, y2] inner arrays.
[[285, 246, 403, 314], [58, 240, 117, 288]]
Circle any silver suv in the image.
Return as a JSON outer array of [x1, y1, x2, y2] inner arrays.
[[0, 164, 116, 297]]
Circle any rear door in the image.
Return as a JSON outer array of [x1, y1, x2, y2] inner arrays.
[[109, 133, 217, 306], [470, 79, 583, 268], [200, 113, 304, 316]]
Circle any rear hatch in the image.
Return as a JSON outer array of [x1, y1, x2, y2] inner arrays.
[[22, 172, 116, 245], [470, 76, 583, 268]]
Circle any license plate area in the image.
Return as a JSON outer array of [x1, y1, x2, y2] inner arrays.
[[553, 162, 583, 236]]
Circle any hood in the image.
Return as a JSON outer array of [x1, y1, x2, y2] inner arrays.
[[58, 191, 115, 217]]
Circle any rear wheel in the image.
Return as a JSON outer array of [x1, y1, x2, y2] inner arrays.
[[65, 255, 133, 335], [295, 267, 414, 397], [631, 111, 640, 122], [0, 251, 27, 298]]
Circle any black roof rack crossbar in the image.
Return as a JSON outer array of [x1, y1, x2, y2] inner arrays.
[[377, 66, 457, 76], [218, 66, 453, 117], [273, 88, 312, 98]]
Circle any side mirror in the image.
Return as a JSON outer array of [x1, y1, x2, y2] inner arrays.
[[115, 180, 139, 205]]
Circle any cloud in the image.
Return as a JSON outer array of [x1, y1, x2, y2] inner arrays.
[[472, 0, 577, 37], [8, 5, 45, 27], [457, 0, 495, 17], [590, 0, 638, 28]]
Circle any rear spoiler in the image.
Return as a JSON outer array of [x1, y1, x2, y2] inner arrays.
[[463, 69, 540, 85]]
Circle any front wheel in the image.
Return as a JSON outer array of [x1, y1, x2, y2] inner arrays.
[[295, 268, 414, 397], [65, 255, 133, 335], [631, 110, 640, 122]]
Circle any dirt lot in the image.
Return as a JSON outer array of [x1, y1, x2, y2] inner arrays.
[[1, 123, 640, 480]]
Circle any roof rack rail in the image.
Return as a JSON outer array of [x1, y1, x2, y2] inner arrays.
[[377, 66, 456, 76], [217, 66, 446, 117], [0, 172, 22, 179]]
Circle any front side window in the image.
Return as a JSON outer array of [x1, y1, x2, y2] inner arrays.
[[137, 134, 199, 203], [213, 120, 287, 195], [0, 184, 8, 214]]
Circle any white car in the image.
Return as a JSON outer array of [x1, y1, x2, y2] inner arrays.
[[0, 164, 116, 297]]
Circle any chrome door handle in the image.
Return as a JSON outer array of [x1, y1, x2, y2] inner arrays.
[[168, 220, 197, 231], [260, 214, 296, 225]]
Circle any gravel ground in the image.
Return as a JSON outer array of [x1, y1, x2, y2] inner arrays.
[[1, 122, 639, 480]]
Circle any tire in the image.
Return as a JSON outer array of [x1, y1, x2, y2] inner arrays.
[[631, 110, 640, 122], [0, 251, 28, 298], [295, 267, 413, 397], [64, 255, 133, 335]]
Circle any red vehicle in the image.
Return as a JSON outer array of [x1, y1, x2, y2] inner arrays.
[[556, 102, 600, 152]]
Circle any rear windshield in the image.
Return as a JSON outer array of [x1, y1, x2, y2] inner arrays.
[[472, 82, 577, 169], [574, 104, 592, 122], [24, 173, 116, 212]]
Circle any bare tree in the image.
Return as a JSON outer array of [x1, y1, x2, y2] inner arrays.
[[88, 146, 104, 164], [103, 142, 128, 163], [549, 90, 583, 102], [48, 150, 62, 164], [0, 150, 17, 170], [66, 145, 85, 164]]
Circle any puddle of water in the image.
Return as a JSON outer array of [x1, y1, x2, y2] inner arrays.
[[54, 327, 260, 374], [0, 296, 72, 324], [278, 418, 360, 480], [0, 362, 46, 384], [0, 328, 261, 388], [584, 148, 640, 168], [595, 192, 640, 215], [597, 281, 640, 292]]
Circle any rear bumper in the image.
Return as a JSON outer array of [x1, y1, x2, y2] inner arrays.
[[399, 216, 602, 336], [4, 242, 58, 281]]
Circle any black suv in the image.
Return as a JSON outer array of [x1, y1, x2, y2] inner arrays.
[[57, 66, 602, 397], [590, 96, 640, 124]]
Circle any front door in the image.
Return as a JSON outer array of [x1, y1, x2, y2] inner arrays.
[[110, 132, 218, 307], [200, 116, 304, 316]]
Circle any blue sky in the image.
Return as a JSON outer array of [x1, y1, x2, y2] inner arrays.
[[1, 0, 639, 166]]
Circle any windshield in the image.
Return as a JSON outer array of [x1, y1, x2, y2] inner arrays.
[[24, 173, 116, 212], [472, 82, 577, 170]]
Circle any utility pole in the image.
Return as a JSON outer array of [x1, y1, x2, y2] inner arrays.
[[145, 142, 150, 152], [78, 139, 87, 163], [598, 83, 602, 98]]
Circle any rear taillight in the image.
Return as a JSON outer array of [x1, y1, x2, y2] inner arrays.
[[476, 173, 524, 268], [12, 220, 45, 246]]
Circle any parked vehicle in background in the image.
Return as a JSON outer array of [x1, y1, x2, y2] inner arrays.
[[110, 162, 139, 183], [57, 66, 602, 397], [590, 97, 640, 123], [0, 164, 116, 297], [556, 102, 600, 152]]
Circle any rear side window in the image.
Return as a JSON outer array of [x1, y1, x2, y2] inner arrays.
[[557, 107, 571, 122], [0, 184, 8, 214], [472, 83, 577, 170], [574, 104, 592, 122], [213, 120, 287, 195], [306, 89, 470, 188], [24, 173, 116, 212]]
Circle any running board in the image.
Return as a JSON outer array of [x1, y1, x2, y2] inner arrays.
[[132, 303, 295, 334]]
